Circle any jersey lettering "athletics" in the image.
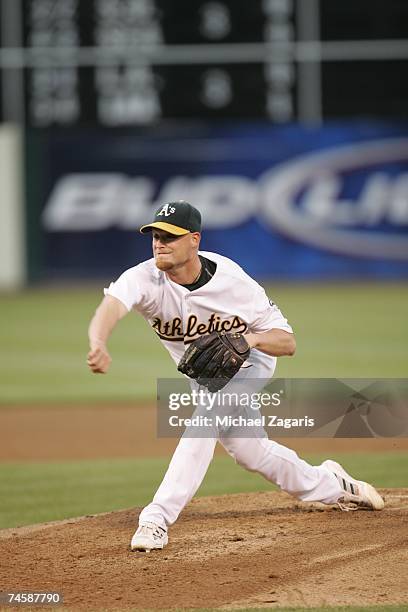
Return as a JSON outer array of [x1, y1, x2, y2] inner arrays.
[[153, 314, 247, 342], [104, 251, 293, 369]]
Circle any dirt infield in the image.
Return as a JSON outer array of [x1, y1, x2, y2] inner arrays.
[[1, 490, 407, 610], [1, 404, 408, 609], [1, 404, 408, 461]]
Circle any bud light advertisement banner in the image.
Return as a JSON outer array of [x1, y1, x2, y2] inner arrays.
[[28, 122, 408, 280]]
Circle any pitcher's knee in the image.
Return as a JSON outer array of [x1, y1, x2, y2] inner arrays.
[[236, 454, 261, 472], [223, 440, 264, 472]]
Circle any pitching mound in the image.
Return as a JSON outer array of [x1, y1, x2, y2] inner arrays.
[[1, 490, 407, 610]]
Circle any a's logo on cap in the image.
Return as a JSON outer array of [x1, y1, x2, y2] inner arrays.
[[157, 204, 176, 217]]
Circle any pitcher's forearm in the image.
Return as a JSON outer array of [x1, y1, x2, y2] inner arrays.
[[88, 296, 128, 349], [88, 306, 117, 348], [87, 296, 128, 374], [245, 329, 296, 357]]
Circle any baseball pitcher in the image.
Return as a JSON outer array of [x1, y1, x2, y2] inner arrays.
[[87, 201, 384, 552]]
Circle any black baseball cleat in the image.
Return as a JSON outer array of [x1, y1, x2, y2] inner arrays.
[[323, 459, 385, 511]]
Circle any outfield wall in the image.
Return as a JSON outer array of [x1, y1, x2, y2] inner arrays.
[[26, 121, 408, 282], [0, 125, 25, 289]]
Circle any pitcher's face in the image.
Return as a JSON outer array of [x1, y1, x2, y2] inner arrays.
[[152, 229, 200, 271]]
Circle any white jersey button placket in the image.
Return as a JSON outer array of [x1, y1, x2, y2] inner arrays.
[[184, 292, 191, 313], [182, 292, 191, 329]]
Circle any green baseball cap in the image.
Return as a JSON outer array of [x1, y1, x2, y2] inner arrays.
[[140, 201, 202, 236]]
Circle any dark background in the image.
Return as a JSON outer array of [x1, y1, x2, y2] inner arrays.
[[1, 0, 407, 125]]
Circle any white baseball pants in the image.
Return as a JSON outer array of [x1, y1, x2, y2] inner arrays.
[[139, 369, 343, 530], [138, 435, 343, 530]]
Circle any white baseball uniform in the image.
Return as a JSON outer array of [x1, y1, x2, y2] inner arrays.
[[105, 251, 343, 530]]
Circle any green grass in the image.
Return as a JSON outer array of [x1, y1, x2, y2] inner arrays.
[[0, 452, 406, 529], [0, 283, 407, 404], [0, 287, 177, 403], [273, 283, 408, 379]]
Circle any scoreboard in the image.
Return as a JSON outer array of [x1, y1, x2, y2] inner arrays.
[[1, 0, 408, 126]]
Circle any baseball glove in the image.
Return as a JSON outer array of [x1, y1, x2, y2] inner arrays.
[[178, 330, 250, 392]]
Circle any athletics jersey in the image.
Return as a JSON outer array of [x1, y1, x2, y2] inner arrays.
[[104, 251, 293, 375]]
